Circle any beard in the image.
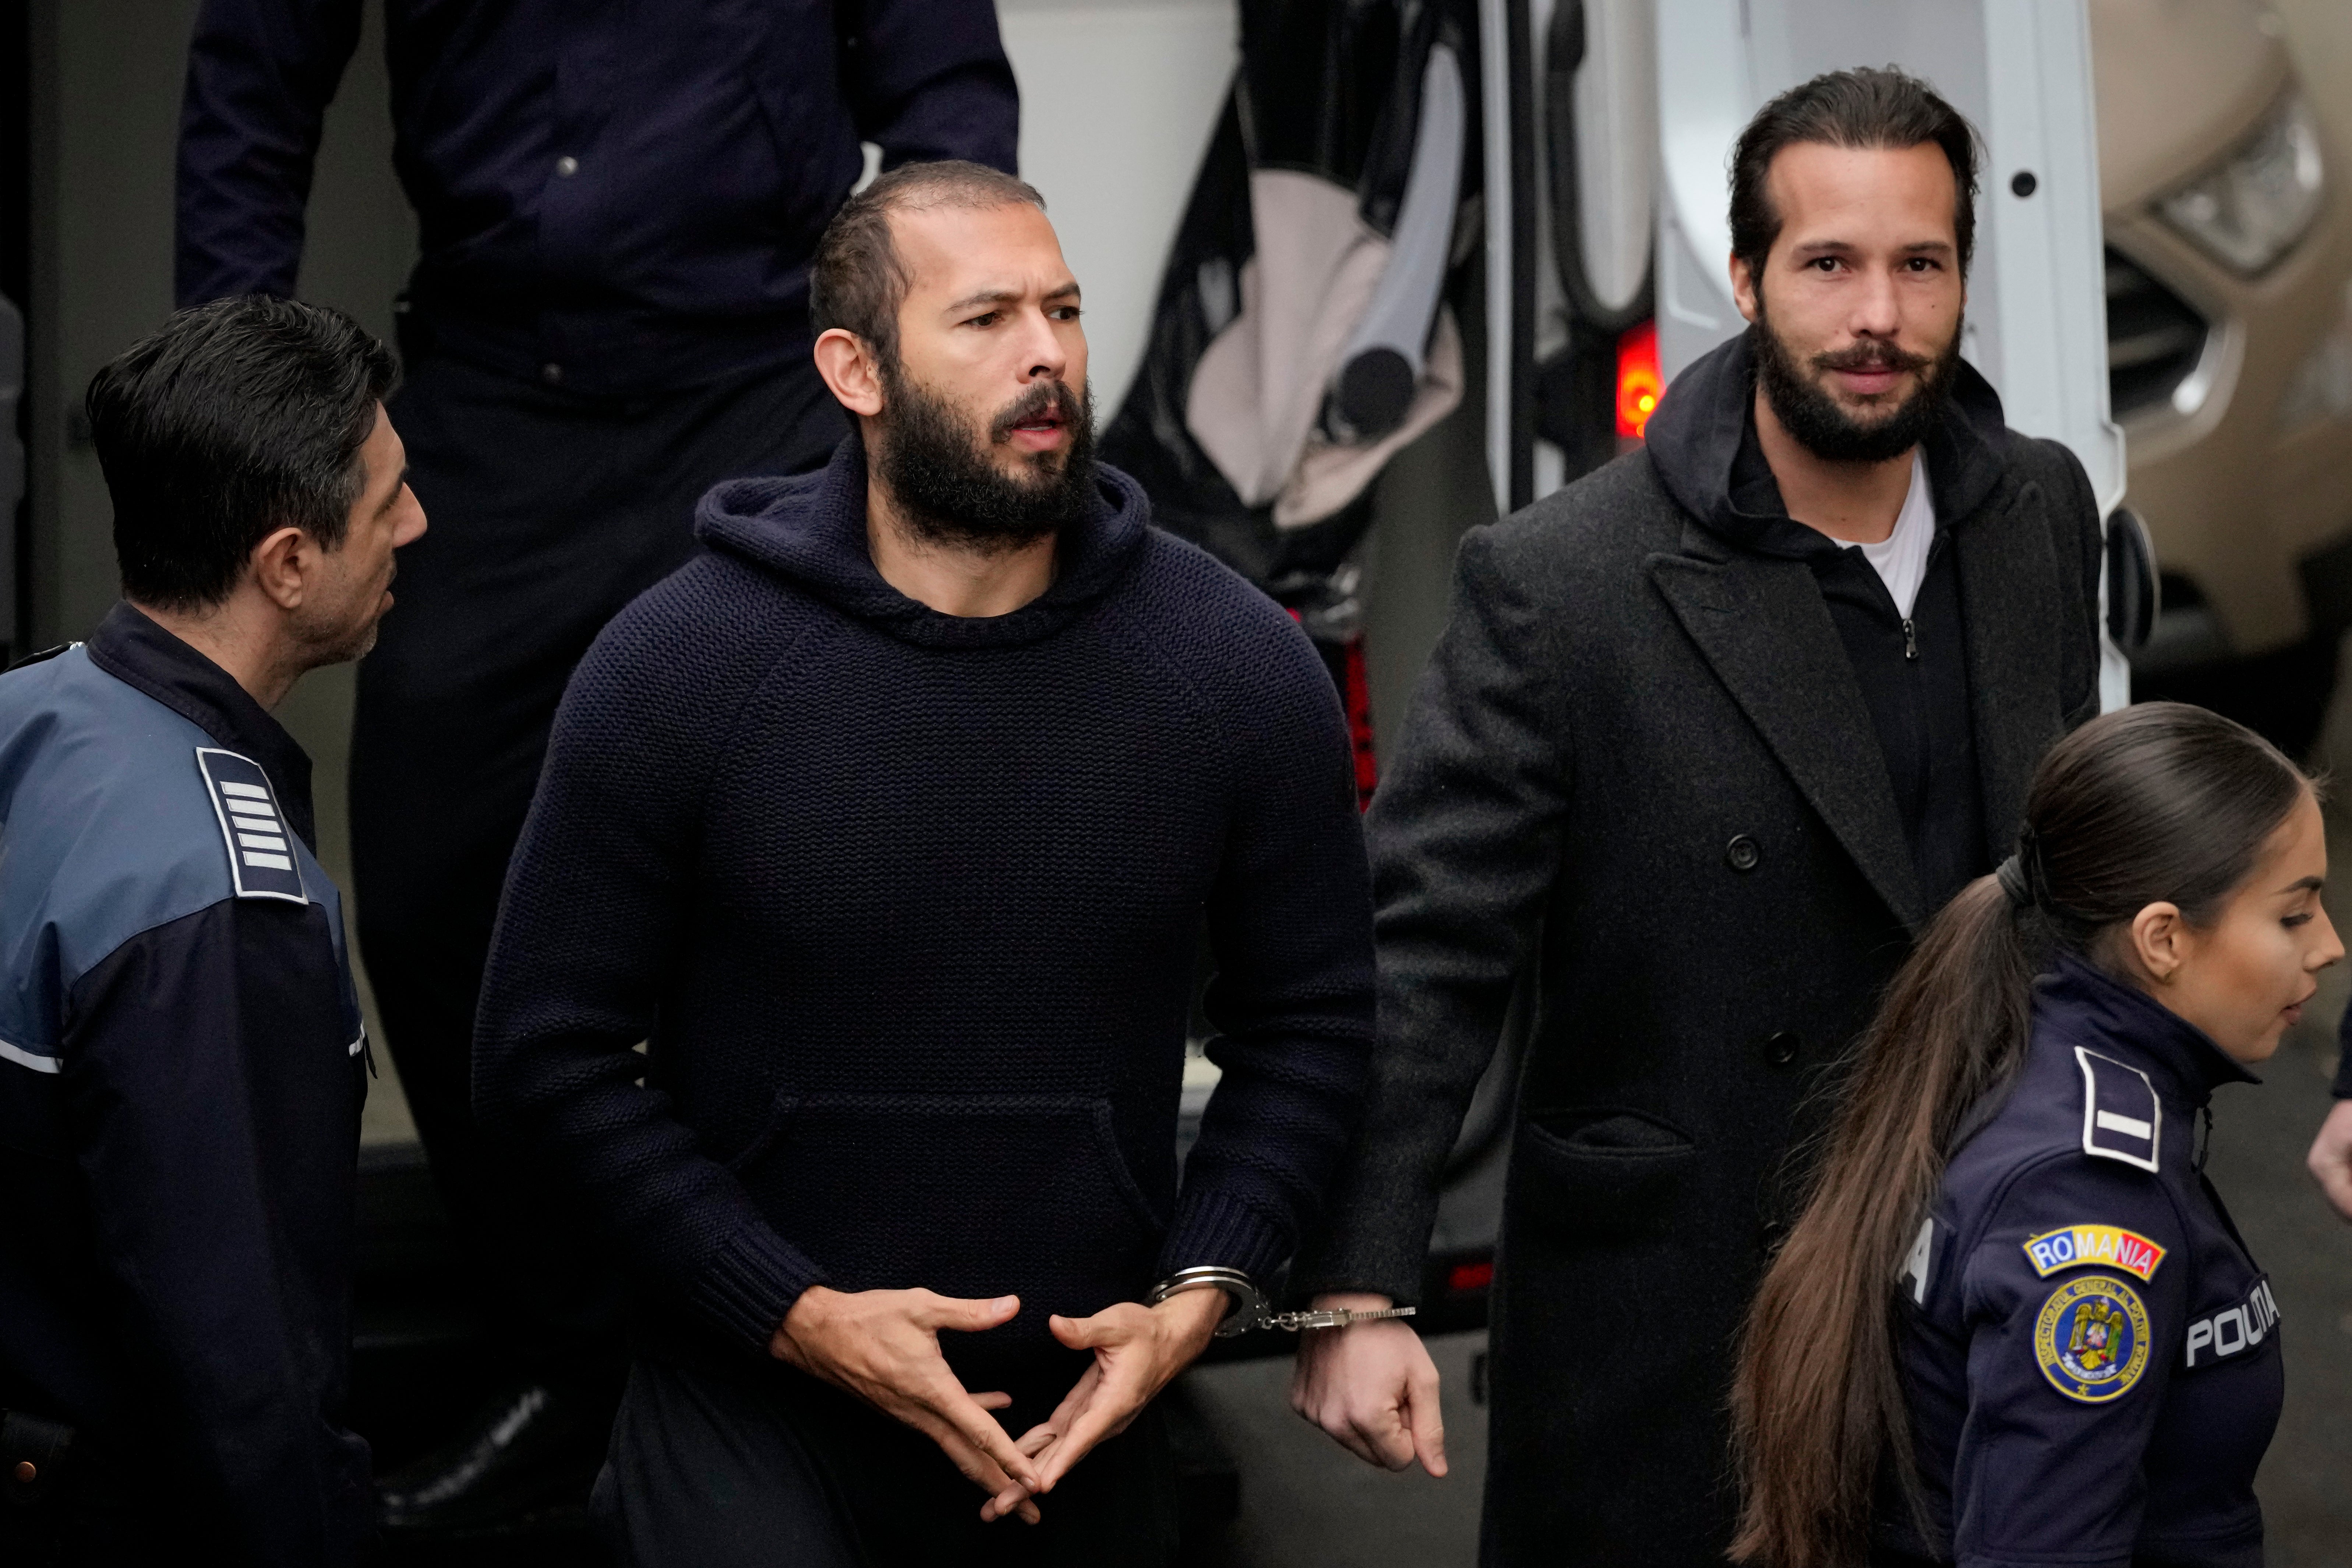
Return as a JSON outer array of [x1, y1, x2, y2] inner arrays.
[[872, 365, 1099, 554], [297, 564, 391, 669], [1751, 298, 1963, 465]]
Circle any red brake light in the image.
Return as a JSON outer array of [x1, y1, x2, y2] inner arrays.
[[1616, 318, 1662, 439], [1447, 1259, 1495, 1294]]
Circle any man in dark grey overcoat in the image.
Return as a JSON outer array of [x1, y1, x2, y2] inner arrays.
[[1287, 69, 2105, 1564]]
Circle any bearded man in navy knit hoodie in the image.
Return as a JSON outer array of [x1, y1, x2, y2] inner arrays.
[[472, 160, 1376, 1565]]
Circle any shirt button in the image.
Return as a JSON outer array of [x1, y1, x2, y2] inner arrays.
[[541, 363, 564, 386], [1765, 1030, 1802, 1067], [1725, 834, 1761, 872], [556, 155, 580, 177]]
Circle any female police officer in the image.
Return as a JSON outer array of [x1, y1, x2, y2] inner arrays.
[[1728, 702, 2338, 1568]]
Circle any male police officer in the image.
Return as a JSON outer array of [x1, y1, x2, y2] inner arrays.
[[174, 1, 1020, 1522], [0, 297, 423, 1564], [1290, 69, 2106, 1565]]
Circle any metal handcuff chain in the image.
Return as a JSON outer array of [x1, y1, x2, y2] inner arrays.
[[1144, 1265, 1420, 1338]]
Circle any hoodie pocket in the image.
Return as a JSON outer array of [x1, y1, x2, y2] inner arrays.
[[730, 1092, 1165, 1363]]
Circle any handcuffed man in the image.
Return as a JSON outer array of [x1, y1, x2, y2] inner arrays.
[[0, 297, 425, 1563], [1289, 68, 2107, 1565], [473, 161, 1376, 1564]]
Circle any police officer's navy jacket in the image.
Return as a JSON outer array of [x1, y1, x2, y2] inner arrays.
[[1880, 954, 2279, 1568], [176, 0, 1019, 395], [0, 605, 370, 1561]]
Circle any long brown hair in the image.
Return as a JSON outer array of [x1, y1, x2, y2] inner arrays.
[[1730, 703, 2309, 1567]]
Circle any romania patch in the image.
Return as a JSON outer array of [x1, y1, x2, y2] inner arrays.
[[2022, 1223, 2166, 1282], [2034, 1275, 2151, 1403]]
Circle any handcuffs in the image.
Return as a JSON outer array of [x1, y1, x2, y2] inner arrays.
[[1144, 1265, 1419, 1339]]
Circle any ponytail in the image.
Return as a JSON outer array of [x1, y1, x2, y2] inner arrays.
[[1730, 874, 2035, 1565], [1730, 703, 2307, 1567]]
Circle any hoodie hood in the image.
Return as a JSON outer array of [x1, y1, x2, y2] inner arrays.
[[695, 436, 1152, 650], [1643, 328, 2013, 558]]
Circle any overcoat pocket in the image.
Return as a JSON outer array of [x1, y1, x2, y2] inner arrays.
[[1512, 1108, 1697, 1238]]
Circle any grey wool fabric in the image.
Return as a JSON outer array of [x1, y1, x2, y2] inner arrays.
[[1295, 332, 2104, 1567]]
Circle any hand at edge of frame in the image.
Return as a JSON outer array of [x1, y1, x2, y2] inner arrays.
[[1013, 1287, 1229, 1500], [770, 1285, 1043, 1524], [1288, 1291, 1448, 1478], [2308, 1098, 2352, 1221]]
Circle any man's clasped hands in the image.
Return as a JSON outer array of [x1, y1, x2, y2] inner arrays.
[[769, 1283, 1230, 1522]]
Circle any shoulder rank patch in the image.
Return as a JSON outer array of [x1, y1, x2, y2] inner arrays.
[[2074, 1046, 2161, 1172], [197, 748, 307, 905], [2024, 1224, 2166, 1281], [2035, 1275, 2151, 1403]]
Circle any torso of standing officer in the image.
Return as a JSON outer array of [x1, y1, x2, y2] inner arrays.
[[0, 307, 425, 1566], [172, 1, 1022, 1519], [1287, 128, 2107, 1564]]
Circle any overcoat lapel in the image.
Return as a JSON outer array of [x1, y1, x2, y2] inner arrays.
[[1955, 481, 2066, 855], [1650, 531, 1926, 931]]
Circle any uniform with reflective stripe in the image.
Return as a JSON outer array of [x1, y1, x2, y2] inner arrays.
[[0, 605, 370, 1564]]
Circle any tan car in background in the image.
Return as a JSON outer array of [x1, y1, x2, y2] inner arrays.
[[2094, 0, 2352, 727]]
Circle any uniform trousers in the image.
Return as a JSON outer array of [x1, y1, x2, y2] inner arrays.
[[349, 347, 845, 1370], [592, 1351, 1180, 1568]]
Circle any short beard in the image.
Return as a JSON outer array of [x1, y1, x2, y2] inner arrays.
[[872, 364, 1098, 554], [294, 567, 388, 668], [1751, 296, 1962, 465]]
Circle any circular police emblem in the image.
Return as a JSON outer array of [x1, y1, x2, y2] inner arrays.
[[2034, 1274, 2151, 1403]]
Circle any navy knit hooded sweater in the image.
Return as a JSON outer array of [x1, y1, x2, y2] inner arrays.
[[474, 438, 1375, 1404]]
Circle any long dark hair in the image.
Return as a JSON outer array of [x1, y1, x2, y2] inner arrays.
[[1730, 703, 2309, 1567]]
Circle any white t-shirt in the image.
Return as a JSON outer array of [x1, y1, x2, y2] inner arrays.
[[1859, 449, 1936, 617]]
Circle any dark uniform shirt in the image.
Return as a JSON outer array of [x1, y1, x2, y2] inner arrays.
[[1880, 955, 2280, 1568], [175, 0, 1021, 394], [0, 606, 370, 1562]]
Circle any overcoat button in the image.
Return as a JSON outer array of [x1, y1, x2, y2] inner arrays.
[[1765, 1030, 1802, 1066], [1725, 834, 1761, 872], [12, 1459, 33, 1483]]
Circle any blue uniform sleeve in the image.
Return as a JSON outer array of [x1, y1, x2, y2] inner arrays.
[[1949, 1159, 2193, 1568], [61, 899, 368, 1564], [176, 0, 364, 306], [836, 0, 1020, 174]]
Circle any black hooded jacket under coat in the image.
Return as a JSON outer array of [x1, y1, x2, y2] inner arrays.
[[1296, 331, 2104, 1566]]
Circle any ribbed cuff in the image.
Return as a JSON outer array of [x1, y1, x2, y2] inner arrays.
[[686, 1219, 830, 1355], [1157, 1188, 1292, 1286]]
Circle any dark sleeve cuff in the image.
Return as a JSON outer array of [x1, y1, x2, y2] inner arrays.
[[686, 1219, 831, 1355], [1157, 1189, 1292, 1288], [1287, 1208, 1434, 1307], [1283, 1129, 1448, 1307]]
